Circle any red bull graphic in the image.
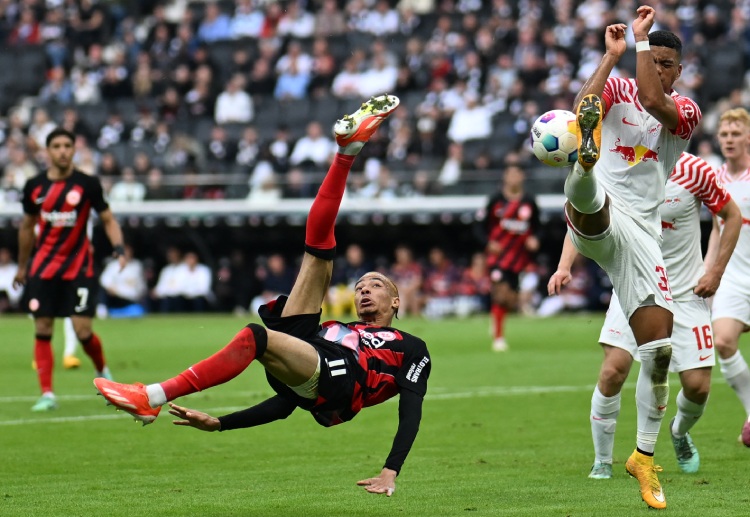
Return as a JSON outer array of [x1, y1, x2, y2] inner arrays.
[[661, 220, 676, 230], [610, 138, 660, 165]]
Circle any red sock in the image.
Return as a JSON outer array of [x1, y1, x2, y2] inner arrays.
[[305, 153, 356, 251], [81, 333, 105, 371], [35, 335, 53, 393], [491, 304, 506, 339], [160, 325, 267, 401]]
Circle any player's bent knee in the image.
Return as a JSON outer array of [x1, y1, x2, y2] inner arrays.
[[245, 323, 268, 359]]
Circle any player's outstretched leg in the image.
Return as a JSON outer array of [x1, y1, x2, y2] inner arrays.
[[334, 94, 400, 155], [94, 324, 267, 425], [576, 94, 603, 171], [625, 449, 666, 509], [669, 417, 700, 473]]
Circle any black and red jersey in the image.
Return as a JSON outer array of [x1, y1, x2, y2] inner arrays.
[[21, 170, 109, 280], [313, 320, 430, 423], [484, 192, 540, 274]]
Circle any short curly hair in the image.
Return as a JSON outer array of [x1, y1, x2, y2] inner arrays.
[[648, 30, 683, 57]]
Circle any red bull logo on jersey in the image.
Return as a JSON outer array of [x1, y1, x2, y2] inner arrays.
[[664, 197, 681, 207], [610, 138, 660, 166], [661, 220, 676, 231]]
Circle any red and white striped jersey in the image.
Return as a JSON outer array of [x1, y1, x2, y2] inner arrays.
[[597, 77, 701, 240], [715, 163, 750, 285], [661, 153, 731, 300]]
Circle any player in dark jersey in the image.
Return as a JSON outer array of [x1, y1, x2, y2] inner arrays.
[[94, 95, 430, 497], [13, 127, 126, 412], [478, 164, 540, 351]]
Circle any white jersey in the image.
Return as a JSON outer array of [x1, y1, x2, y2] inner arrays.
[[595, 77, 701, 240], [716, 164, 750, 286], [661, 153, 731, 300]]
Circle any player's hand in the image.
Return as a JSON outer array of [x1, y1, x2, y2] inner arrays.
[[357, 468, 397, 496], [604, 23, 628, 58], [547, 268, 572, 296], [525, 235, 540, 253], [486, 241, 502, 255], [693, 271, 721, 298], [632, 5, 656, 40], [168, 403, 221, 432], [12, 270, 27, 289]]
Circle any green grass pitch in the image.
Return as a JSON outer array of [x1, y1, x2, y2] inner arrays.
[[2, 313, 750, 516]]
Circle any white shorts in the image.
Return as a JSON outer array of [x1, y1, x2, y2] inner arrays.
[[711, 280, 750, 327], [599, 292, 715, 372], [567, 204, 672, 319]]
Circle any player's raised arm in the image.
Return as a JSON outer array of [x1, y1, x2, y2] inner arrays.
[[573, 22, 626, 108], [633, 6, 681, 129]]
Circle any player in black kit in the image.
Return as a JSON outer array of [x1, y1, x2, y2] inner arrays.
[[94, 95, 430, 497]]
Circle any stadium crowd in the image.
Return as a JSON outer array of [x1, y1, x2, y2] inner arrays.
[[0, 0, 746, 204]]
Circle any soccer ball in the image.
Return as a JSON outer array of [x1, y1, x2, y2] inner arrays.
[[530, 110, 578, 167]]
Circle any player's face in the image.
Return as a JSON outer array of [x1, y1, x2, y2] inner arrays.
[[354, 273, 399, 323], [650, 47, 682, 94], [717, 120, 750, 160], [47, 136, 75, 171]]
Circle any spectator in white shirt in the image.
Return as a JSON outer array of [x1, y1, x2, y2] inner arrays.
[[358, 52, 398, 98], [99, 244, 147, 318], [331, 57, 365, 99], [360, 0, 399, 36], [108, 167, 146, 203], [447, 92, 496, 144], [289, 121, 336, 169], [0, 247, 23, 313], [177, 251, 213, 312], [277, 2, 314, 39], [214, 73, 254, 125], [152, 246, 185, 312], [230, 0, 264, 38]]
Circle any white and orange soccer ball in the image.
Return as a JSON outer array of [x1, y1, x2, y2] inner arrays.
[[530, 109, 578, 167]]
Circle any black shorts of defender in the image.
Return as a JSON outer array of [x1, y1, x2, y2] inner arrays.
[[490, 267, 520, 291], [258, 295, 359, 414], [23, 276, 98, 318]]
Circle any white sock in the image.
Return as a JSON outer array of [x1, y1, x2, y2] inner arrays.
[[63, 317, 78, 357], [671, 389, 706, 438], [564, 162, 606, 214], [635, 338, 672, 453], [719, 351, 750, 416], [590, 385, 620, 464], [146, 383, 167, 408], [96, 366, 111, 378]]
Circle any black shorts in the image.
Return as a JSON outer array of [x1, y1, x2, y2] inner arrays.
[[258, 296, 358, 413], [490, 267, 520, 290], [23, 276, 98, 318]]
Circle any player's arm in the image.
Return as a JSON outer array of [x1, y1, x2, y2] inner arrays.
[[695, 199, 741, 298], [573, 23, 626, 107], [168, 395, 297, 432], [548, 231, 578, 296], [703, 216, 721, 272], [13, 213, 38, 288], [632, 6, 680, 129], [98, 208, 127, 270], [357, 389, 424, 497]]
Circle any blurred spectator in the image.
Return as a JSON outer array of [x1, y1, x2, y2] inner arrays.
[[309, 37, 337, 97], [197, 2, 232, 43], [0, 247, 23, 313], [9, 7, 41, 45], [454, 251, 491, 317], [60, 107, 94, 143], [314, 0, 347, 37], [109, 167, 147, 202], [144, 167, 174, 200], [3, 146, 38, 193], [274, 59, 311, 100], [447, 92, 497, 143], [268, 125, 293, 171], [71, 67, 102, 105], [359, 52, 398, 98], [289, 121, 335, 170], [277, 2, 315, 39], [206, 125, 236, 167], [214, 73, 254, 124], [250, 253, 295, 314], [387, 244, 423, 316], [235, 126, 260, 168], [39, 66, 74, 105], [98, 152, 121, 178], [282, 167, 313, 198], [177, 251, 213, 311], [28, 109, 56, 152], [230, 0, 265, 39], [438, 142, 464, 187], [152, 246, 184, 312], [247, 57, 277, 98], [214, 250, 256, 315], [360, 0, 399, 36], [98, 244, 147, 318], [421, 246, 461, 319], [97, 112, 127, 150], [332, 57, 366, 99], [70, 0, 108, 51]]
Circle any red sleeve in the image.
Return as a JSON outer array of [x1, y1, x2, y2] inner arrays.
[[670, 95, 701, 140], [672, 153, 731, 214]]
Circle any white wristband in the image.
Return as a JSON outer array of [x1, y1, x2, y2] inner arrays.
[[635, 41, 651, 52]]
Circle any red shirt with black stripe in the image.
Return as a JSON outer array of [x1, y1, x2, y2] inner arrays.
[[484, 192, 540, 274], [21, 170, 108, 280]]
